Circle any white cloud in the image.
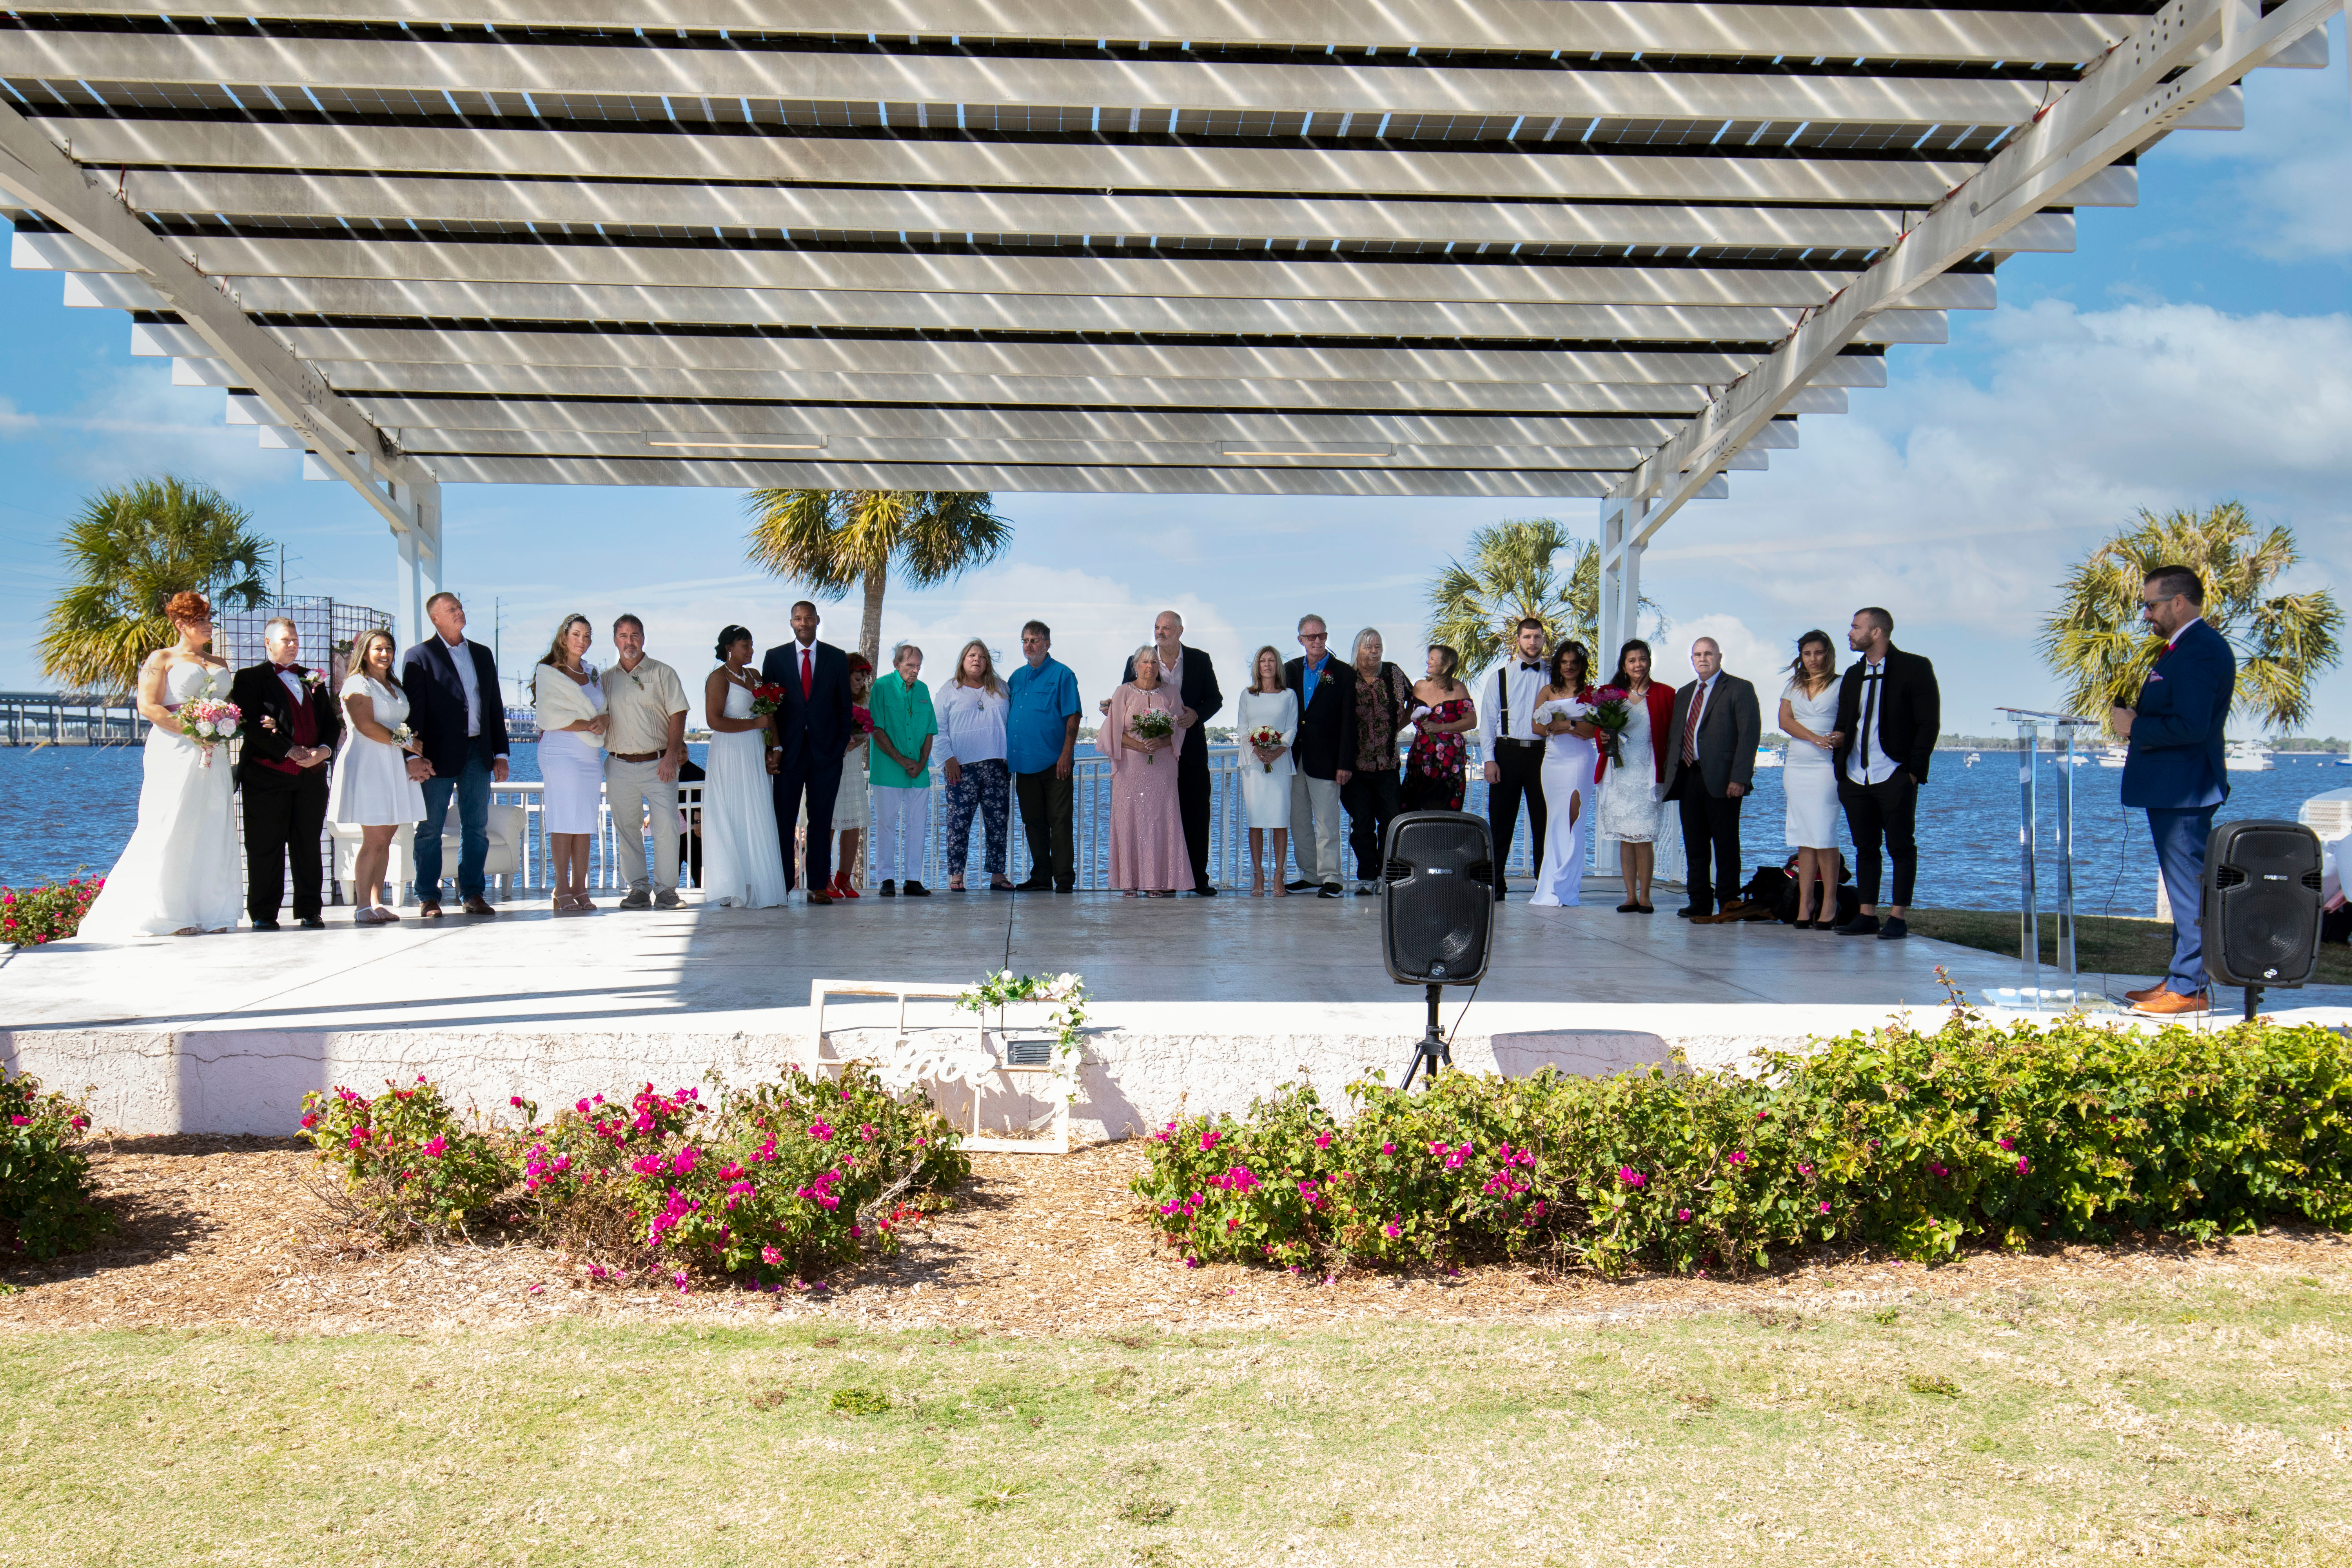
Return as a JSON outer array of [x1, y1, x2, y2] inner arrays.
[[1674, 615, 1791, 690], [2152, 18, 2352, 261]]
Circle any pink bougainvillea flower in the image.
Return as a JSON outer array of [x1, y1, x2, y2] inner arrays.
[[1998, 1137, 2016, 1151], [421, 1135, 448, 1160], [1382, 1222, 1402, 1239], [509, 1095, 523, 1107], [1314, 1133, 1332, 1150], [1617, 1167, 1646, 1188], [1726, 1150, 1749, 1166], [1201, 1129, 1222, 1152], [1676, 1208, 1692, 1222], [2017, 1156, 2031, 1174], [1820, 1201, 1832, 1214], [1381, 1142, 1395, 1154], [809, 1120, 835, 1143]]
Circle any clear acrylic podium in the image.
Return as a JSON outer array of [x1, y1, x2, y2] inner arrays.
[[1991, 708, 2102, 1010]]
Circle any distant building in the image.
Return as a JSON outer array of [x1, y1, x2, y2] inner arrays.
[[216, 596, 392, 673]]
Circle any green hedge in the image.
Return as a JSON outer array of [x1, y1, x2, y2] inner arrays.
[[1134, 1013, 2352, 1275], [0, 1065, 110, 1259]]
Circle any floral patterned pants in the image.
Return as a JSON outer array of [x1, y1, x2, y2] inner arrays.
[[942, 757, 1011, 878]]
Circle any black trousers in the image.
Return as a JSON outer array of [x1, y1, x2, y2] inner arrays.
[[1672, 771, 1745, 913], [772, 751, 844, 891], [1014, 768, 1076, 889], [1839, 772, 1920, 908], [1176, 747, 1213, 891], [241, 768, 329, 923], [1341, 766, 1403, 881], [1487, 742, 1547, 899]]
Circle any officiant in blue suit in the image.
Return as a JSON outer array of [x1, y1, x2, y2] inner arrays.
[[2113, 564, 2237, 1017], [762, 599, 854, 905]]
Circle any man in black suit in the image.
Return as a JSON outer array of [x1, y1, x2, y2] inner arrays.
[[1119, 610, 1224, 895], [1829, 606, 1940, 940], [1657, 637, 1761, 919], [1282, 614, 1358, 898], [230, 616, 342, 930], [1475, 618, 1552, 903], [399, 592, 510, 917], [761, 599, 853, 905]]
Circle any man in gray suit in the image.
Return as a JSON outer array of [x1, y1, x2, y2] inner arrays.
[[1657, 637, 1760, 919]]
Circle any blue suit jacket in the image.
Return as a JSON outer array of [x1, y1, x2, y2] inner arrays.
[[398, 635, 510, 779], [2120, 618, 2234, 811], [759, 637, 853, 770]]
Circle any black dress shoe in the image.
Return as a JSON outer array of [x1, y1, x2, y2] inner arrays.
[[902, 880, 932, 897], [878, 880, 897, 897], [1876, 917, 1909, 940], [250, 919, 280, 931], [1834, 914, 1882, 936], [297, 916, 325, 929], [1195, 884, 1218, 897], [1013, 877, 1052, 893], [1677, 905, 1708, 919], [1054, 883, 1075, 895]]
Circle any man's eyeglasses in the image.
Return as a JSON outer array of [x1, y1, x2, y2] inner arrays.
[[1299, 632, 1328, 641]]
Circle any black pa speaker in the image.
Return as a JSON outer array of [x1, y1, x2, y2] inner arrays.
[[1380, 811, 1495, 985], [2201, 819, 2325, 990]]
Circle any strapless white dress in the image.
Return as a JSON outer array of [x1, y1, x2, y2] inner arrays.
[[701, 675, 789, 909], [76, 659, 244, 938]]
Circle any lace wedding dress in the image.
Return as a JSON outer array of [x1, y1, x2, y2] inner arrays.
[[77, 659, 243, 938]]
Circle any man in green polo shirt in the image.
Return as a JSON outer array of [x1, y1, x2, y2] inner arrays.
[[867, 642, 937, 896]]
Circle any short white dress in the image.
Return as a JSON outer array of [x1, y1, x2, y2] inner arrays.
[[1597, 685, 1664, 844], [327, 675, 427, 827], [1782, 679, 1843, 850], [1235, 687, 1297, 829]]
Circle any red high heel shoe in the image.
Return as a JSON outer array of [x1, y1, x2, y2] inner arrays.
[[832, 870, 861, 899]]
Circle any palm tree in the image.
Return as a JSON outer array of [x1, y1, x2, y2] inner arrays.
[[2040, 501, 2342, 734], [38, 477, 271, 693], [742, 489, 1012, 667], [1425, 516, 1661, 674]]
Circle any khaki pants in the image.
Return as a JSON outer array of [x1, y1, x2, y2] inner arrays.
[[1289, 773, 1345, 886], [606, 756, 680, 893]]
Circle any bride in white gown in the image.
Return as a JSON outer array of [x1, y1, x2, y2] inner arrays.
[[699, 626, 789, 909], [1527, 641, 1601, 908], [77, 592, 244, 939]]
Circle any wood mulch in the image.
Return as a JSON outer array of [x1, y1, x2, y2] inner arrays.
[[4, 1135, 2347, 1336]]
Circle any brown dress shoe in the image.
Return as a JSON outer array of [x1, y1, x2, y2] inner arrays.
[[2123, 984, 2163, 1004], [2132, 989, 2209, 1017], [806, 888, 833, 906], [463, 897, 498, 916], [417, 900, 444, 919]]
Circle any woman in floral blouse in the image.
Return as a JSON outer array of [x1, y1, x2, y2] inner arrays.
[[1403, 644, 1478, 812]]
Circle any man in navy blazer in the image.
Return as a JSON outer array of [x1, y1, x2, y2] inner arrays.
[[761, 600, 853, 905], [400, 592, 511, 916], [2113, 564, 2237, 1016]]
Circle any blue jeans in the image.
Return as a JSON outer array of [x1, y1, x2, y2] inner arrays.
[[414, 734, 497, 902], [2148, 805, 2217, 996]]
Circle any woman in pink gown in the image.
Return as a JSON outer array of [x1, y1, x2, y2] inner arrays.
[[1102, 645, 1188, 896]]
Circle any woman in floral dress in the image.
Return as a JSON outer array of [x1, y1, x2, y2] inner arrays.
[[1403, 644, 1477, 811]]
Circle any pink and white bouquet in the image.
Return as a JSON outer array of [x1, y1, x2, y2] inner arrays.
[[1247, 724, 1285, 773], [175, 683, 242, 767], [1127, 707, 1176, 763], [1588, 685, 1633, 767]]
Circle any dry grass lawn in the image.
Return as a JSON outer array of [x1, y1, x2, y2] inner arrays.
[[5, 1140, 2352, 1564]]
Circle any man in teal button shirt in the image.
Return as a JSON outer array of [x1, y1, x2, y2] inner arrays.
[[1006, 619, 1083, 892]]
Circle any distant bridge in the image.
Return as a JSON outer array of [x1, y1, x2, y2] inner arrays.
[[0, 691, 145, 746]]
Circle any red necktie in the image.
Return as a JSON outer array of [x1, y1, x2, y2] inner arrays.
[[1681, 681, 1704, 764], [800, 646, 814, 700]]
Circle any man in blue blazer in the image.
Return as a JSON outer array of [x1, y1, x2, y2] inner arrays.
[[400, 592, 511, 917], [761, 599, 853, 905], [2112, 564, 2237, 1016]]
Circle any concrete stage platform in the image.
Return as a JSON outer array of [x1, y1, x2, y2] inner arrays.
[[7, 885, 2347, 1139]]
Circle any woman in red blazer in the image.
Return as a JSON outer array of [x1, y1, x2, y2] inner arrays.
[[1595, 639, 1680, 913]]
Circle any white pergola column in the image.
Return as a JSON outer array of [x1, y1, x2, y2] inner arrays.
[[391, 474, 443, 652]]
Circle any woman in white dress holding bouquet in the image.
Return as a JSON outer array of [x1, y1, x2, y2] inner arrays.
[[1528, 640, 1600, 908], [1234, 645, 1298, 897], [1779, 630, 1847, 927], [76, 590, 243, 940], [327, 627, 430, 924], [700, 625, 788, 909]]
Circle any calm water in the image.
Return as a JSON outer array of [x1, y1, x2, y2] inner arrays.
[[5, 740, 2346, 914]]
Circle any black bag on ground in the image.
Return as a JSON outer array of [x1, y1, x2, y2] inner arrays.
[[1769, 855, 1861, 926]]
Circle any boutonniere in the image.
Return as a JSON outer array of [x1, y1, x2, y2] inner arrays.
[[299, 669, 326, 693]]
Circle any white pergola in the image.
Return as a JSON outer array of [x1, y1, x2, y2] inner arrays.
[[0, 0, 2337, 648]]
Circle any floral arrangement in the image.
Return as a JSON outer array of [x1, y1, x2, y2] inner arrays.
[[1247, 725, 1285, 773], [1135, 998, 2352, 1277], [750, 682, 786, 719], [850, 703, 875, 735], [0, 873, 104, 946], [175, 679, 241, 766], [957, 970, 1090, 1097], [1127, 707, 1176, 762], [299, 669, 327, 694], [1587, 685, 1632, 767], [0, 1064, 108, 1259]]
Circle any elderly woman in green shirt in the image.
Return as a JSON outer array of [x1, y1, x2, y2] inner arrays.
[[867, 643, 937, 895]]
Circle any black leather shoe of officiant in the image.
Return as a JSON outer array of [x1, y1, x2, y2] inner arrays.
[[298, 916, 325, 929], [1013, 877, 1052, 893], [878, 880, 897, 897], [1834, 913, 1881, 936], [902, 880, 932, 897], [1677, 904, 1708, 919], [250, 919, 280, 932]]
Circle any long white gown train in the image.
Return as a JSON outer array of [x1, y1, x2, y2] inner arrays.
[[76, 659, 243, 939], [699, 676, 789, 909]]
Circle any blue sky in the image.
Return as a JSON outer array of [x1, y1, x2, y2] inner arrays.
[[3, 24, 2346, 737]]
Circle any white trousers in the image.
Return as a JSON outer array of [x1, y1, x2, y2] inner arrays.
[[604, 757, 680, 893], [871, 786, 929, 881], [1289, 773, 1345, 885]]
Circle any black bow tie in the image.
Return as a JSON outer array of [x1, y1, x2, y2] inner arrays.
[[273, 663, 298, 673], [1519, 662, 1542, 672]]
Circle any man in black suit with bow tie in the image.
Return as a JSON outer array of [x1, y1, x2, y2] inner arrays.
[[761, 599, 853, 905], [231, 616, 342, 930]]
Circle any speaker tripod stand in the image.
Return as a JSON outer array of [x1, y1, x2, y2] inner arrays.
[[1398, 983, 1452, 1090]]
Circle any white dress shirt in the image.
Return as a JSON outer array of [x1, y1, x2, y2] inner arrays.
[[1677, 671, 1719, 763], [275, 667, 305, 703], [1845, 655, 1898, 785], [1474, 657, 1550, 760], [441, 632, 481, 737]]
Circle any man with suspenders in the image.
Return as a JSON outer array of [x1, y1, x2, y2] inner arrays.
[[1474, 618, 1552, 904]]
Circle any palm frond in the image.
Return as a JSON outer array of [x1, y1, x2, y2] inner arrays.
[[39, 476, 271, 693]]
